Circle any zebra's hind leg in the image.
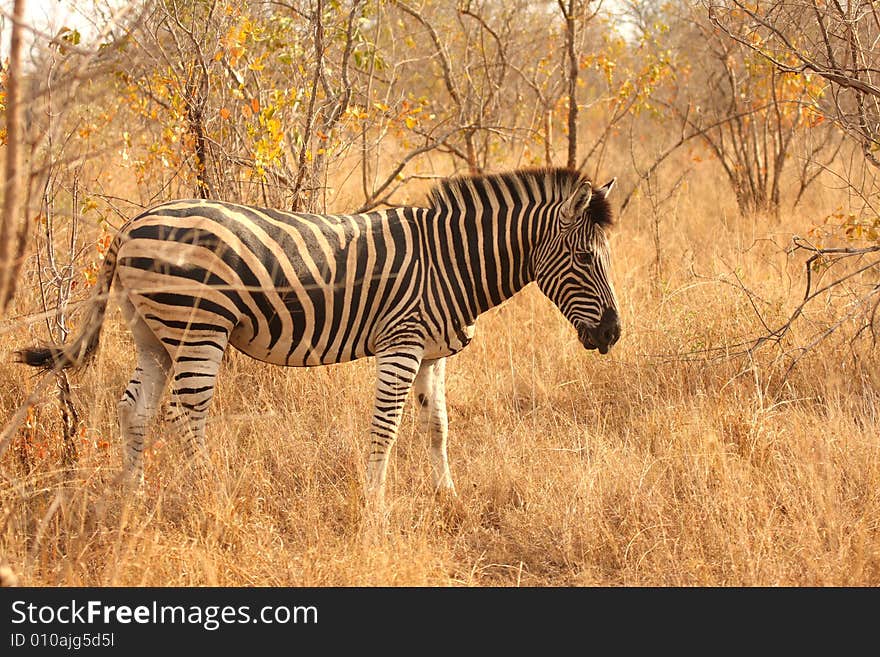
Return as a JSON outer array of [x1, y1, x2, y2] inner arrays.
[[117, 299, 172, 489], [164, 330, 230, 476], [366, 347, 424, 507], [413, 357, 456, 495]]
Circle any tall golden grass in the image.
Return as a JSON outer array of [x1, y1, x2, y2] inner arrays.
[[1, 162, 878, 586]]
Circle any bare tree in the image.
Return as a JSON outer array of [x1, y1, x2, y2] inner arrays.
[[654, 2, 839, 216], [707, 0, 880, 366], [0, 0, 145, 466], [707, 1, 879, 171], [0, 0, 27, 312], [557, 0, 601, 169], [390, 0, 504, 174]]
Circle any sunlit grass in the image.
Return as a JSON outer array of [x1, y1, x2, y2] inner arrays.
[[1, 165, 878, 586]]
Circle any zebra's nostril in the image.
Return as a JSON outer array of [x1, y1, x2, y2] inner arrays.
[[594, 320, 620, 348]]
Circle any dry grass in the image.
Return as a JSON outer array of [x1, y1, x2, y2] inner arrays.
[[1, 166, 878, 586]]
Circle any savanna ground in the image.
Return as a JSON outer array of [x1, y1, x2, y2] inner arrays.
[[1, 160, 877, 587], [0, 0, 879, 587]]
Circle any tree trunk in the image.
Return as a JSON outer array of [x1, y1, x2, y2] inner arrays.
[[563, 1, 579, 169], [0, 0, 27, 312]]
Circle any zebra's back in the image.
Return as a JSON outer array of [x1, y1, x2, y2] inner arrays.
[[115, 199, 427, 366]]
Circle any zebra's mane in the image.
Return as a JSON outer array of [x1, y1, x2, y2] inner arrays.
[[427, 167, 613, 227]]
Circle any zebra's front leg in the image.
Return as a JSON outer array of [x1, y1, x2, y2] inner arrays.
[[367, 347, 424, 507], [414, 357, 456, 495]]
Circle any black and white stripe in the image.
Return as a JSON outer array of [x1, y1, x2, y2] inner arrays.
[[18, 168, 620, 502]]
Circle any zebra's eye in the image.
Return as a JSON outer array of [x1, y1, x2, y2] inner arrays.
[[573, 251, 594, 267]]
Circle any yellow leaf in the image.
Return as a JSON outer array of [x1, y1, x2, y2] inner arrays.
[[404, 116, 417, 129]]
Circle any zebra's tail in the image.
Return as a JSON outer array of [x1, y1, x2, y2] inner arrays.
[[16, 235, 122, 371]]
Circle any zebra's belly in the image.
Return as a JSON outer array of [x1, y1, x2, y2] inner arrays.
[[228, 321, 371, 366], [422, 323, 476, 360]]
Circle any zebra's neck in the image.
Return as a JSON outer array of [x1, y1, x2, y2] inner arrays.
[[421, 174, 557, 325]]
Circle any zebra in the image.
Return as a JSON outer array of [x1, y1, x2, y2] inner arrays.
[[17, 167, 620, 504]]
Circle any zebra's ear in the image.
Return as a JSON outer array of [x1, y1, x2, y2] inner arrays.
[[560, 180, 592, 227], [597, 178, 616, 199]]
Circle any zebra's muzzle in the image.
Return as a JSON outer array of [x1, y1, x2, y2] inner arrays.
[[577, 323, 599, 352], [577, 308, 620, 355]]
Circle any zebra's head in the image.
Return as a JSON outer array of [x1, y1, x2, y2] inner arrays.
[[534, 174, 620, 355]]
